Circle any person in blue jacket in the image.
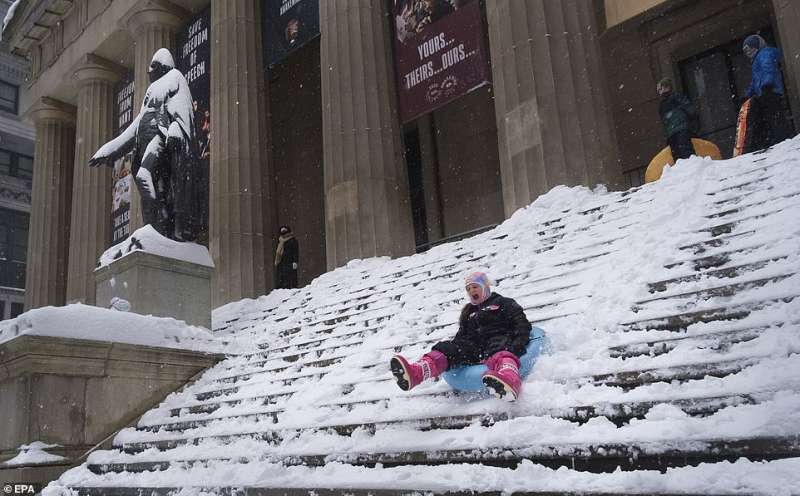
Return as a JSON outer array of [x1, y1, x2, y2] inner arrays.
[[742, 34, 793, 153]]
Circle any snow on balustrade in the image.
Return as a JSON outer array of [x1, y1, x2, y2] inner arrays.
[[43, 137, 800, 494], [0, 303, 236, 353]]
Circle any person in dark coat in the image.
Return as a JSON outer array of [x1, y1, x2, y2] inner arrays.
[[274, 225, 299, 289], [390, 271, 532, 401], [657, 77, 697, 161], [742, 34, 793, 153]]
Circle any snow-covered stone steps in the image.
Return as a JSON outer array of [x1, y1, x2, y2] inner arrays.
[[263, 436, 800, 471], [705, 191, 800, 221], [666, 244, 789, 274], [201, 305, 583, 385], [247, 273, 590, 356], [133, 346, 785, 437], [118, 391, 765, 456], [227, 194, 778, 351], [85, 434, 800, 478], [633, 273, 796, 308], [48, 141, 800, 494], [217, 191, 660, 337], [196, 300, 788, 401], [223, 276, 791, 385], [130, 387, 762, 442], [233, 283, 584, 366], [608, 325, 772, 358], [621, 295, 797, 332], [68, 487, 759, 496], [179, 306, 794, 416], [649, 257, 790, 291], [243, 258, 606, 356], [155, 348, 763, 430], [212, 150, 789, 334]]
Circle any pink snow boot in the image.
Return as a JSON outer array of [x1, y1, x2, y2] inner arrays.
[[482, 351, 522, 401], [390, 351, 447, 391]]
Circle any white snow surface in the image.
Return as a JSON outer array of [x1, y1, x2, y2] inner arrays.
[[92, 49, 195, 163], [3, 442, 65, 467], [152, 47, 175, 68], [0, 303, 237, 353], [49, 138, 800, 493], [99, 224, 213, 268]]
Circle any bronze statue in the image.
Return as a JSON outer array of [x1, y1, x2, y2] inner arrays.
[[90, 48, 206, 242]]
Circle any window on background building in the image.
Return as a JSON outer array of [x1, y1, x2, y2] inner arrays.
[[0, 80, 18, 114], [0, 150, 11, 176], [0, 207, 29, 289], [0, 149, 34, 179], [10, 302, 23, 318], [0, 301, 5, 320], [17, 155, 33, 179]]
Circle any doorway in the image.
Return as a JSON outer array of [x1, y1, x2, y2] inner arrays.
[[679, 28, 793, 157]]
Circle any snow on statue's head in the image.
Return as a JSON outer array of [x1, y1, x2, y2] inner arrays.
[[148, 48, 175, 84]]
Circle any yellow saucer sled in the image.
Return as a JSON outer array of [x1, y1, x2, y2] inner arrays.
[[645, 138, 722, 183]]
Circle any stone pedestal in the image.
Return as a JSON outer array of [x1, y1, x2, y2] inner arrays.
[[0, 334, 221, 487], [486, 0, 623, 216], [24, 98, 76, 311], [320, 0, 415, 269], [95, 251, 212, 328], [65, 55, 122, 305]]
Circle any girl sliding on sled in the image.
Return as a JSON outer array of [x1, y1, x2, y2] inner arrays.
[[390, 271, 532, 401]]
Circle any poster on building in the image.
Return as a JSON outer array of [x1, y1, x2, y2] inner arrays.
[[177, 6, 211, 243], [392, 0, 490, 123], [263, 0, 320, 66], [111, 75, 134, 246]]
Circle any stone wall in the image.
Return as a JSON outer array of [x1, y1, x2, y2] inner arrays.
[[0, 335, 221, 486]]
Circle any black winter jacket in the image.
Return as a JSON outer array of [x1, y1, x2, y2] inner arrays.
[[277, 237, 299, 276], [659, 92, 697, 138], [455, 292, 532, 356]]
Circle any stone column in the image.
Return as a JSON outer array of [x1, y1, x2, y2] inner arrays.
[[210, 0, 274, 307], [320, 0, 415, 270], [486, 0, 623, 217], [122, 0, 187, 234], [64, 55, 122, 305], [772, 0, 800, 129], [24, 98, 76, 310]]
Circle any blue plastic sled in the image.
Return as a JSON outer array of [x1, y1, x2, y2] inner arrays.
[[442, 327, 547, 392]]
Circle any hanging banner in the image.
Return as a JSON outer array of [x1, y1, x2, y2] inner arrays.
[[392, 0, 490, 123], [176, 7, 211, 243], [111, 75, 134, 246], [263, 0, 320, 66]]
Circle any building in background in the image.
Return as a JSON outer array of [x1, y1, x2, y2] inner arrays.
[[1, 0, 798, 314], [0, 0, 33, 320]]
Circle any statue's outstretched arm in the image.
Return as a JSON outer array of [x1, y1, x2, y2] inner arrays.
[[89, 113, 140, 167]]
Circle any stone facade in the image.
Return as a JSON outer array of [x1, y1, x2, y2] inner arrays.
[[1, 0, 798, 312], [0, 334, 221, 486]]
